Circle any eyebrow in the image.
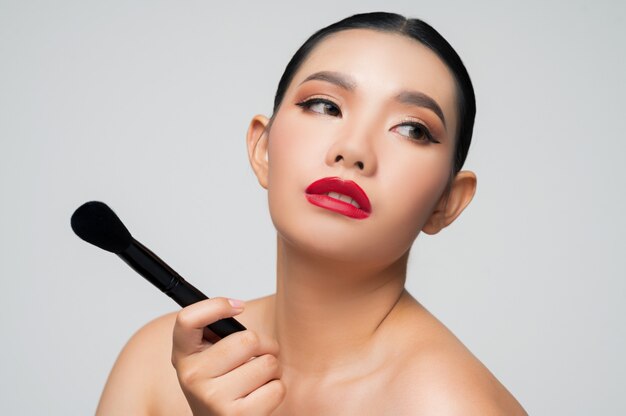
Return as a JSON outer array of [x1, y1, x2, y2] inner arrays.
[[395, 91, 447, 130], [298, 70, 447, 130], [299, 70, 357, 91]]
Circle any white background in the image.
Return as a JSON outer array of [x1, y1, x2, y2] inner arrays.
[[1, 0, 624, 414]]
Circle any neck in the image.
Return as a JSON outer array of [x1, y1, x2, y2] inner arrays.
[[272, 234, 409, 376]]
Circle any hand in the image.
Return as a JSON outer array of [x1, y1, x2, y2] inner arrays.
[[171, 298, 285, 416]]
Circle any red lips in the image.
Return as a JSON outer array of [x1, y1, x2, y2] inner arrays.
[[305, 177, 371, 219]]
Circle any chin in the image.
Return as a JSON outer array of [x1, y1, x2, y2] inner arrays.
[[272, 211, 413, 268]]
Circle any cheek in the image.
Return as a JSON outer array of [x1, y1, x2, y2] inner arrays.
[[374, 145, 452, 249], [266, 112, 315, 192], [264, 113, 318, 239], [265, 108, 339, 192]]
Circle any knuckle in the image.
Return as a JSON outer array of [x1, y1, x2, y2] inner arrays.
[[239, 330, 260, 350], [260, 354, 278, 370], [174, 310, 194, 329], [177, 365, 201, 386], [269, 379, 287, 401]]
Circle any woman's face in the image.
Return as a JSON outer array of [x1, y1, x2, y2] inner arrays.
[[260, 28, 460, 266]]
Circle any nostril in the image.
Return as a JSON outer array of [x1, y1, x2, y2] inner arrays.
[[333, 155, 364, 170]]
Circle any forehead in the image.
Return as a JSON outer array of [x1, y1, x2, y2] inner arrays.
[[290, 28, 458, 131]]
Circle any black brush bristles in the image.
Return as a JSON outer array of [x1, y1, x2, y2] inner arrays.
[[71, 201, 132, 253]]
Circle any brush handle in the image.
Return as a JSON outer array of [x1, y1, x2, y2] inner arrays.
[[119, 240, 247, 338]]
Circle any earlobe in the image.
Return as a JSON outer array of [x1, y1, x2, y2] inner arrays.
[[422, 171, 477, 235], [246, 114, 271, 189]]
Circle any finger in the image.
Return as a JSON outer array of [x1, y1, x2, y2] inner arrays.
[[236, 379, 286, 415], [182, 330, 279, 379], [218, 353, 282, 399], [172, 297, 244, 358]]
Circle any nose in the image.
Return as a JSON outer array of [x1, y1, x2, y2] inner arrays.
[[324, 128, 378, 176]]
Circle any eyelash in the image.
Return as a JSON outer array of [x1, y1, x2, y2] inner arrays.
[[296, 97, 342, 117], [295, 97, 440, 144]]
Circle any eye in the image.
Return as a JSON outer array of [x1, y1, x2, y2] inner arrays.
[[296, 98, 342, 117], [394, 122, 440, 144]]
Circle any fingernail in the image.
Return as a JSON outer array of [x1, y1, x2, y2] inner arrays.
[[228, 298, 245, 309]]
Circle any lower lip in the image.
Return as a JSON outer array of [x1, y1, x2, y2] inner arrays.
[[305, 194, 370, 219]]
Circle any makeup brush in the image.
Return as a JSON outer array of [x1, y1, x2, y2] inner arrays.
[[70, 201, 246, 339]]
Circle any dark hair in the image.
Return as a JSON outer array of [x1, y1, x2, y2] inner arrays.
[[269, 12, 476, 184]]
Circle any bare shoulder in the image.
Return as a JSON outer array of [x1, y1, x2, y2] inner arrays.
[[386, 298, 528, 416], [95, 311, 191, 416]]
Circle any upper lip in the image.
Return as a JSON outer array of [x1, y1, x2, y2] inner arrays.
[[305, 177, 372, 213]]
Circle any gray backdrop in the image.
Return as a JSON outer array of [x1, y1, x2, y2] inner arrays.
[[1, 0, 624, 414]]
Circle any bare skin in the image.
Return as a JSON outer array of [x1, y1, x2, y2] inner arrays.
[[96, 29, 528, 415]]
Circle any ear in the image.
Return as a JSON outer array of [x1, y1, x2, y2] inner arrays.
[[246, 114, 271, 189], [422, 170, 477, 235]]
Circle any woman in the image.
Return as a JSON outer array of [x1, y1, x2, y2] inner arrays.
[[96, 12, 527, 415]]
